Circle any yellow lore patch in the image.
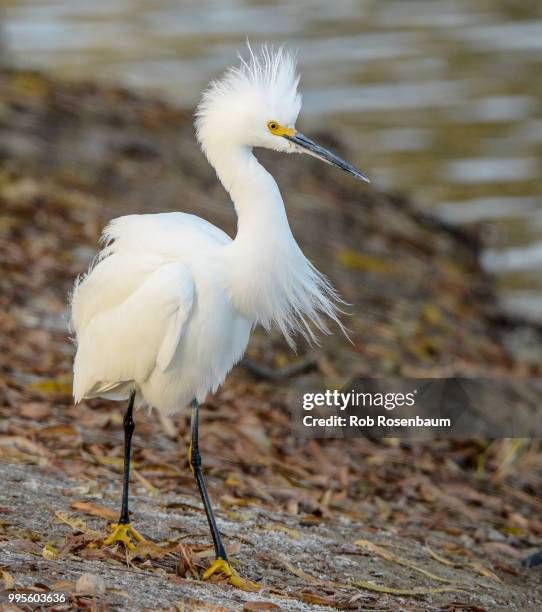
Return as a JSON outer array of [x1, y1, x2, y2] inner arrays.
[[267, 120, 296, 137]]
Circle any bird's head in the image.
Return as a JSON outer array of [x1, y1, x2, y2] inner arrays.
[[195, 45, 369, 183]]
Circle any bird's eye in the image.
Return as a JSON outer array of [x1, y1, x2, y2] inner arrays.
[[268, 121, 279, 132]]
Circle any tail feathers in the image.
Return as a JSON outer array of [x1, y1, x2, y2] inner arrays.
[[73, 377, 133, 404]]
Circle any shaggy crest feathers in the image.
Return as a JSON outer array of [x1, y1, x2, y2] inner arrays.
[[234, 43, 301, 112], [195, 45, 302, 155]]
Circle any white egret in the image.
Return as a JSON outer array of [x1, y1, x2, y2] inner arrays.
[[71, 45, 369, 589]]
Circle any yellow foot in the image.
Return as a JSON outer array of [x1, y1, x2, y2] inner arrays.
[[203, 557, 260, 591], [103, 522, 146, 550]]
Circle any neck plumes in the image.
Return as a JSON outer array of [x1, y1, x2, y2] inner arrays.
[[208, 144, 344, 346]]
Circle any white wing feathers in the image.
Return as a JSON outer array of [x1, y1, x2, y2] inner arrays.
[[156, 269, 193, 371], [72, 262, 194, 403], [101, 213, 231, 259]]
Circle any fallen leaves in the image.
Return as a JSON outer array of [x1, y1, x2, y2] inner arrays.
[[19, 402, 51, 420], [126, 540, 178, 561], [0, 436, 51, 460], [2, 570, 14, 590], [353, 581, 464, 596], [355, 539, 458, 584], [426, 546, 460, 568], [269, 555, 322, 586], [469, 561, 502, 584], [300, 591, 338, 606], [262, 523, 300, 539], [42, 543, 60, 560], [70, 501, 118, 521], [427, 545, 502, 583], [55, 510, 103, 539], [1, 67, 542, 612], [177, 543, 199, 579], [243, 602, 279, 611]]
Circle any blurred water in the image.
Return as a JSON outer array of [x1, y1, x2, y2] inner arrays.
[[2, 0, 542, 320]]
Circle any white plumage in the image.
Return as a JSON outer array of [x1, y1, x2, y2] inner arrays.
[[71, 46, 368, 415]]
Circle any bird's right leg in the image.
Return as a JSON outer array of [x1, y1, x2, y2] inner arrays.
[[103, 390, 146, 549], [189, 400, 259, 591]]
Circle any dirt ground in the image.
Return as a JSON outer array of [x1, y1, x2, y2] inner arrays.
[[1, 69, 542, 611]]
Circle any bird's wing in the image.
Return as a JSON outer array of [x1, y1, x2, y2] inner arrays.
[[72, 262, 194, 403], [100, 212, 231, 259], [71, 213, 228, 333]]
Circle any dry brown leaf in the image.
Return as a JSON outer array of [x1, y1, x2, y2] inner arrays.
[[38, 424, 79, 438], [193, 542, 241, 561], [183, 600, 229, 612], [270, 555, 321, 585], [441, 602, 487, 612], [441, 542, 472, 557], [426, 546, 460, 567], [320, 489, 332, 509], [262, 523, 300, 539], [220, 494, 255, 507], [70, 501, 117, 520], [61, 533, 95, 556], [355, 539, 457, 584], [127, 540, 177, 561], [42, 543, 60, 560], [468, 561, 502, 583], [301, 592, 337, 606], [132, 468, 159, 496], [177, 543, 198, 579], [2, 570, 14, 590], [51, 580, 76, 591], [0, 435, 51, 458], [19, 402, 51, 419], [243, 603, 280, 611], [55, 510, 103, 538], [141, 463, 181, 476], [353, 581, 464, 596], [192, 546, 216, 560], [93, 455, 127, 468]]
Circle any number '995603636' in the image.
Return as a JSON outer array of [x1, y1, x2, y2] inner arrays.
[[7, 592, 67, 604]]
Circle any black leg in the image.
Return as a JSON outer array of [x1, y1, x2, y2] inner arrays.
[[189, 400, 228, 560], [119, 390, 136, 525]]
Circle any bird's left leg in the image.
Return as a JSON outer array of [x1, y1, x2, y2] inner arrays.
[[103, 390, 147, 549], [189, 400, 259, 591]]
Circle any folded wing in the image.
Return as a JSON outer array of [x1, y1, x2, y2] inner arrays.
[[72, 261, 194, 403]]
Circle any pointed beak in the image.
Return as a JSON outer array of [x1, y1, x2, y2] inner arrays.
[[284, 132, 370, 183]]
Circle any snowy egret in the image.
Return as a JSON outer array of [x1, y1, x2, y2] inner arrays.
[[71, 46, 369, 589]]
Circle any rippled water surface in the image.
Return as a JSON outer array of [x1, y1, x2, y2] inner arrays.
[[2, 0, 542, 319]]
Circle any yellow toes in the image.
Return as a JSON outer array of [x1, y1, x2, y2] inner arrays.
[[203, 557, 260, 591], [103, 523, 146, 550], [203, 557, 233, 581]]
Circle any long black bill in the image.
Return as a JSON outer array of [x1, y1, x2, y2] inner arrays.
[[285, 132, 370, 183]]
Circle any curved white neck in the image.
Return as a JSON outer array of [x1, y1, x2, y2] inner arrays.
[[211, 145, 292, 242], [205, 143, 342, 344], [208, 145, 301, 320]]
